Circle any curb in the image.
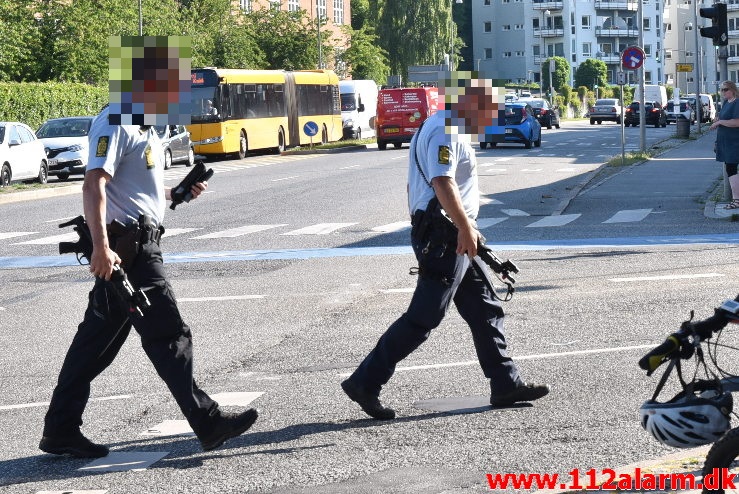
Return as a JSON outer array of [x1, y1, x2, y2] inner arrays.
[[281, 144, 369, 156], [0, 183, 82, 206]]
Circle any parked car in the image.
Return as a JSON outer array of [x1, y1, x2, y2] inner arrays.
[[36, 116, 94, 180], [624, 101, 667, 128], [589, 98, 622, 124], [155, 125, 195, 169], [0, 122, 48, 186], [665, 100, 696, 124], [480, 102, 541, 149], [526, 98, 560, 129]]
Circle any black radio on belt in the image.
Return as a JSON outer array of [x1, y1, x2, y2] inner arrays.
[[170, 161, 214, 210]]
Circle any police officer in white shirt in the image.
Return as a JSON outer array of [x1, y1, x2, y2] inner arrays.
[[342, 73, 550, 419]]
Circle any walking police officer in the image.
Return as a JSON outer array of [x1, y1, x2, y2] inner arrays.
[[40, 105, 257, 458], [342, 73, 550, 419]]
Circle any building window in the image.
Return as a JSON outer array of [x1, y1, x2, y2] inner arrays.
[[485, 48, 493, 59], [644, 44, 652, 56], [484, 0, 491, 4], [645, 72, 653, 84], [240, 0, 251, 12], [317, 0, 326, 19], [503, 25, 511, 31], [503, 51, 512, 58], [516, 51, 525, 56], [643, 17, 651, 30], [288, 0, 300, 11], [515, 24, 524, 30], [582, 15, 591, 29], [583, 42, 591, 57], [484, 21, 492, 32], [665, 50, 672, 59], [333, 0, 344, 24]]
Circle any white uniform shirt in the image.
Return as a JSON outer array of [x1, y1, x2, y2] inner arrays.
[[407, 110, 479, 219], [87, 108, 166, 226]]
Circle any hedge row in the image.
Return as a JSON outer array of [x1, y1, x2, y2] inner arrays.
[[0, 82, 108, 130]]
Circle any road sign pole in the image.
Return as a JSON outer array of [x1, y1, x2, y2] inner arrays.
[[620, 82, 625, 166]]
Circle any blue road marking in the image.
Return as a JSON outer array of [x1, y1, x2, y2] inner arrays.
[[2, 233, 739, 270]]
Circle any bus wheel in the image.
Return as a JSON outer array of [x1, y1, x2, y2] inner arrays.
[[378, 140, 387, 150], [321, 126, 328, 145], [393, 142, 402, 149], [276, 129, 286, 154], [237, 131, 247, 160]]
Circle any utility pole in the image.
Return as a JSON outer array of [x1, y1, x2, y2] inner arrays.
[[693, 1, 703, 134], [638, 0, 646, 152]]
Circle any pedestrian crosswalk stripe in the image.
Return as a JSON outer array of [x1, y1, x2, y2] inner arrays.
[[13, 232, 76, 245], [501, 209, 530, 217], [526, 214, 581, 227], [372, 221, 411, 233], [78, 452, 168, 473], [476, 217, 508, 228], [162, 228, 201, 238], [191, 224, 287, 239], [0, 232, 36, 240], [602, 208, 652, 223], [281, 223, 357, 235]]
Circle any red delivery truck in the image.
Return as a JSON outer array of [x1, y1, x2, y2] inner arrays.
[[375, 87, 439, 150]]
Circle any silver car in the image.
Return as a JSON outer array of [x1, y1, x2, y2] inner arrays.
[[589, 98, 622, 125], [155, 125, 195, 169], [36, 116, 94, 180]]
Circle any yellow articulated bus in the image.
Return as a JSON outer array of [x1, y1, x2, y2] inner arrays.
[[188, 68, 342, 158]]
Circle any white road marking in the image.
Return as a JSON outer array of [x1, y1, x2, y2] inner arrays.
[[271, 175, 299, 182], [494, 157, 513, 162], [603, 208, 653, 223], [609, 273, 725, 283], [191, 224, 287, 239], [526, 214, 581, 227], [338, 344, 656, 376], [13, 232, 77, 245], [372, 221, 411, 233], [162, 228, 201, 238], [0, 232, 36, 240], [339, 165, 361, 170], [78, 452, 169, 473], [380, 288, 415, 293], [557, 167, 577, 172], [521, 168, 544, 172], [44, 216, 77, 223], [178, 295, 265, 302], [476, 217, 508, 228], [141, 420, 194, 437], [479, 197, 502, 205], [0, 394, 130, 411], [281, 223, 357, 235], [211, 391, 264, 406], [501, 209, 530, 217]]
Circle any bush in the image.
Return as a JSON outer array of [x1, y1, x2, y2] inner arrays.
[[0, 82, 107, 129]]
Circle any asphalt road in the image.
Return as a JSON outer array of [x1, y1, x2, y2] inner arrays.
[[1, 119, 737, 493]]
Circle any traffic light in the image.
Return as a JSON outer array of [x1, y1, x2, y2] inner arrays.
[[699, 3, 728, 47]]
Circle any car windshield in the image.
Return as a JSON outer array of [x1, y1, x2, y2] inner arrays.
[[0, 125, 4, 144], [505, 106, 524, 124], [37, 119, 91, 138], [527, 100, 546, 108], [595, 99, 617, 106]]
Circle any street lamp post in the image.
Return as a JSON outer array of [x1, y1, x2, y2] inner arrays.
[[316, 1, 323, 69], [683, 21, 693, 94], [540, 9, 550, 99]]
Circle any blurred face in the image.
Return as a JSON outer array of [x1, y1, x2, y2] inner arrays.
[[440, 72, 505, 143]]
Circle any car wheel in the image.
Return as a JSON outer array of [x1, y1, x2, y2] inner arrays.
[[480, 141, 488, 149], [490, 142, 497, 148], [378, 140, 387, 150], [616, 118, 621, 125], [1, 163, 10, 186], [164, 149, 172, 170], [237, 130, 247, 159], [547, 117, 552, 130], [534, 134, 541, 147], [524, 135, 532, 149], [186, 147, 195, 167], [393, 142, 402, 149], [590, 119, 595, 125], [57, 172, 70, 180], [37, 161, 48, 184], [597, 120, 602, 125], [356, 128, 361, 140], [555, 122, 560, 129], [276, 128, 286, 154]]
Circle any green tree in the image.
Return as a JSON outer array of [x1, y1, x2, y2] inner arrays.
[[351, 0, 370, 30], [377, 0, 452, 79], [574, 58, 607, 91], [337, 25, 389, 83], [0, 0, 44, 81], [246, 8, 321, 70], [542, 56, 569, 93]]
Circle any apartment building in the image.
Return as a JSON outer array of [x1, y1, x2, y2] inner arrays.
[[471, 0, 665, 88]]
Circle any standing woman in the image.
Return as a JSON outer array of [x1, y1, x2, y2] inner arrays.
[[711, 81, 739, 209]]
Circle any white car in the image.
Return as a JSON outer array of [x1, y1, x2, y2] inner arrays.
[[0, 122, 48, 186], [36, 116, 94, 180]]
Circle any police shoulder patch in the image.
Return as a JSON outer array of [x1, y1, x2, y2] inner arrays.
[[95, 136, 109, 157], [438, 145, 450, 165]]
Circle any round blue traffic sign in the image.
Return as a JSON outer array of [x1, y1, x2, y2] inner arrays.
[[303, 121, 319, 137], [622, 46, 645, 70]]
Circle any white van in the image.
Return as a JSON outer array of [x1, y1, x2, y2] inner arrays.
[[633, 85, 668, 107], [339, 80, 378, 140], [684, 93, 716, 123]]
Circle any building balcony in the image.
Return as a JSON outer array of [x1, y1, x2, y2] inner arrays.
[[728, 56, 739, 64], [594, 0, 637, 11], [594, 54, 622, 64], [532, 1, 563, 10], [727, 1, 739, 12], [595, 27, 639, 38], [535, 27, 565, 38]]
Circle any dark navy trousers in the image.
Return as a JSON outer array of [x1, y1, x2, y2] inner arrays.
[[348, 231, 521, 396], [43, 237, 218, 438]]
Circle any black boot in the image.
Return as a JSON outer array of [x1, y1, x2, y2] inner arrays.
[[39, 432, 109, 458], [341, 379, 395, 420], [199, 408, 258, 451], [490, 382, 550, 407]]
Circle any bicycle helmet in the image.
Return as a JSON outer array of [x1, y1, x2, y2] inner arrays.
[[640, 384, 733, 448]]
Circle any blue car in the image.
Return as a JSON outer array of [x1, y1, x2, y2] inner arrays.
[[480, 102, 542, 149]]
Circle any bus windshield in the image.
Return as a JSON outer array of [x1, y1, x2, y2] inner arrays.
[[192, 86, 222, 122]]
